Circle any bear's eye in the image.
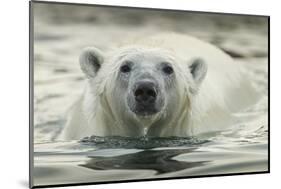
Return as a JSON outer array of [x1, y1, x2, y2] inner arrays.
[[120, 64, 131, 73], [162, 65, 174, 75]]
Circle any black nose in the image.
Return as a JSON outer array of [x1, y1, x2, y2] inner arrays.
[[134, 82, 157, 105]]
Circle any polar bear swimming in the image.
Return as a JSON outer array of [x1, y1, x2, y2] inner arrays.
[[59, 33, 258, 140]]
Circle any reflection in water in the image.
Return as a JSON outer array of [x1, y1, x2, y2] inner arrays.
[[80, 148, 208, 174]]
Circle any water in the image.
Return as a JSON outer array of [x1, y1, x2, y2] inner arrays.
[[33, 127, 268, 186], [32, 3, 268, 187]]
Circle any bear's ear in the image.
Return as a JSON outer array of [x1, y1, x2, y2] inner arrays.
[[189, 58, 208, 85], [79, 47, 104, 78]]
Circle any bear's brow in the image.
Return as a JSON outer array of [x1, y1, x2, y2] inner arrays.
[[115, 48, 141, 61], [117, 50, 175, 62]]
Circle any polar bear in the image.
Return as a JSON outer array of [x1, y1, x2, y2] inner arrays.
[[59, 33, 258, 140]]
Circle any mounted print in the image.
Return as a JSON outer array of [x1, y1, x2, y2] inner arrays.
[[29, 0, 269, 188]]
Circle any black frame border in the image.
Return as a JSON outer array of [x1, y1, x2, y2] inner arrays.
[[29, 0, 270, 188]]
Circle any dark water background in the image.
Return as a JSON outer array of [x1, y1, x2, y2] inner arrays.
[[32, 2, 268, 186]]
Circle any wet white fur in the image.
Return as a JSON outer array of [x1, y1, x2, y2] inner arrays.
[[59, 33, 258, 140]]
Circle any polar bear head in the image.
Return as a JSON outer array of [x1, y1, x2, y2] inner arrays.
[[79, 46, 207, 133]]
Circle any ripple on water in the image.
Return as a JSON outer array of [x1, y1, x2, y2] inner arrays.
[[79, 136, 209, 149]]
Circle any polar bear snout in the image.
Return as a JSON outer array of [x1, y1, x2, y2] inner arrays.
[[129, 79, 163, 116], [134, 81, 157, 105]]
